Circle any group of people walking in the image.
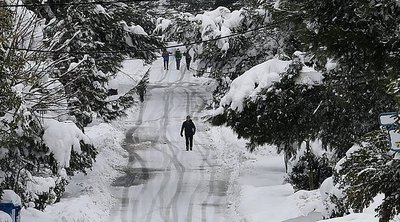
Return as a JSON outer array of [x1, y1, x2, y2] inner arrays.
[[162, 48, 191, 70], [161, 49, 197, 151]]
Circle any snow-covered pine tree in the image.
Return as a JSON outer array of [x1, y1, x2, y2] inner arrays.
[[269, 0, 400, 219], [214, 54, 333, 190], [43, 1, 163, 127], [287, 140, 333, 191], [0, 4, 97, 210], [336, 130, 400, 222], [272, 0, 399, 157]]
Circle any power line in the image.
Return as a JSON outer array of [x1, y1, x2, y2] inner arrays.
[[0, 0, 214, 8], [3, 20, 282, 54], [0, 0, 157, 8], [0, 0, 213, 17]]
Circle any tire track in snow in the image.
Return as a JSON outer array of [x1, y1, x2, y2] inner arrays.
[[177, 67, 186, 82], [199, 139, 216, 222], [162, 88, 186, 222], [144, 91, 173, 222], [115, 95, 148, 222], [182, 87, 215, 222], [156, 69, 169, 83], [184, 87, 201, 222], [187, 86, 220, 222]]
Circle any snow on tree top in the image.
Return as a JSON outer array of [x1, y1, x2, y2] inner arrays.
[[216, 58, 323, 113], [0, 211, 12, 222], [217, 58, 291, 113]]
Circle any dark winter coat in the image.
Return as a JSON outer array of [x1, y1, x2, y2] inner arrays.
[[175, 50, 182, 60], [162, 51, 170, 60], [181, 120, 196, 136], [185, 53, 192, 62]]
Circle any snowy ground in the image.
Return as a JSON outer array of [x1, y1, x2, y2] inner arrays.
[[208, 125, 391, 222], [19, 56, 387, 222], [108, 55, 231, 222], [207, 126, 324, 222]]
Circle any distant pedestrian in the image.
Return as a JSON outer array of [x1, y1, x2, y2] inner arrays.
[[175, 49, 182, 70], [180, 115, 196, 151], [136, 84, 146, 102], [184, 51, 192, 70], [162, 49, 170, 70]]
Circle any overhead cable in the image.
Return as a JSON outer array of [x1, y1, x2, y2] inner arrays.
[[0, 0, 213, 8], [4, 20, 281, 54]]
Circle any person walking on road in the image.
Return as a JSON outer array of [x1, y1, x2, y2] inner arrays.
[[175, 49, 182, 70], [184, 51, 192, 70], [162, 49, 170, 70], [180, 115, 196, 151]]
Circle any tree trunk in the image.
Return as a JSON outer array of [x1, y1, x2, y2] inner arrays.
[[306, 140, 315, 190]]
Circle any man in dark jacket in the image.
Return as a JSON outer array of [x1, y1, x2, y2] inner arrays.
[[175, 49, 182, 70], [184, 51, 192, 70], [162, 49, 170, 70], [180, 115, 196, 151]]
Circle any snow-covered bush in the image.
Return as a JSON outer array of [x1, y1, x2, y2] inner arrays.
[[287, 140, 334, 191], [319, 176, 348, 218], [0, 211, 11, 222]]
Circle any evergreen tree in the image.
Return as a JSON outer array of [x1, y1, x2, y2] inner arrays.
[[43, 2, 163, 127], [214, 55, 328, 177], [271, 0, 400, 156], [287, 141, 333, 190], [338, 130, 400, 222], [0, 5, 97, 209]]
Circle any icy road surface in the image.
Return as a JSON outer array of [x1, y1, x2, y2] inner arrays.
[[109, 58, 229, 222]]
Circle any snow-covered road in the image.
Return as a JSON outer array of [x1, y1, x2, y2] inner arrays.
[[108, 58, 229, 222]]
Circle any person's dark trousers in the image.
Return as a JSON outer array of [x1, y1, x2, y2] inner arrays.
[[185, 135, 193, 151], [164, 59, 169, 70], [176, 59, 181, 70], [186, 60, 191, 70]]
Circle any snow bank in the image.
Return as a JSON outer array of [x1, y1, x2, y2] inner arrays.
[[0, 190, 21, 206], [43, 119, 91, 169], [240, 183, 300, 221], [238, 153, 322, 222], [207, 125, 323, 222], [20, 208, 58, 222], [207, 126, 248, 222], [22, 123, 128, 222], [0, 211, 12, 222], [317, 213, 377, 222]]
